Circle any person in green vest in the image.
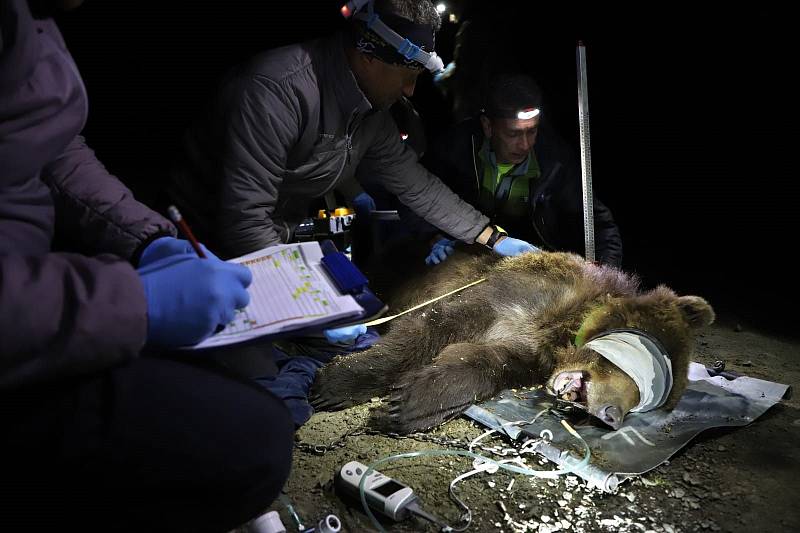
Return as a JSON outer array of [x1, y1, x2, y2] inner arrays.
[[422, 73, 623, 266]]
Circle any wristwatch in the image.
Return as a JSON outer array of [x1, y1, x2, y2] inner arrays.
[[478, 225, 508, 249]]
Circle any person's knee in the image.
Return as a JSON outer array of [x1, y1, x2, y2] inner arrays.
[[181, 379, 295, 531], [258, 395, 294, 476], [231, 390, 295, 520], [124, 358, 295, 496]]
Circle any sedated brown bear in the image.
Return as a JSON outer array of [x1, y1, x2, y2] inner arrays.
[[311, 246, 715, 433]]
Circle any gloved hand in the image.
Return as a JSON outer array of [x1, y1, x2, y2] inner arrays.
[[323, 323, 367, 345], [352, 191, 377, 219], [139, 236, 219, 267], [425, 238, 456, 265], [493, 237, 541, 257], [138, 254, 252, 347]]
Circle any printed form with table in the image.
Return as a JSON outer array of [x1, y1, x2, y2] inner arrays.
[[191, 241, 383, 350]]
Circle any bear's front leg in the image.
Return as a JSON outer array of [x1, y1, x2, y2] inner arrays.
[[309, 345, 398, 410], [312, 299, 496, 412], [370, 341, 547, 433], [310, 313, 466, 411]]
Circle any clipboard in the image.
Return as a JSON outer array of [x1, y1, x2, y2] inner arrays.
[[188, 240, 387, 351]]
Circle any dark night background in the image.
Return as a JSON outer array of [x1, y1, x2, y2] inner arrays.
[[53, 1, 797, 335]]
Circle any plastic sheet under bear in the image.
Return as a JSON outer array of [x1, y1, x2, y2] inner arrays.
[[464, 362, 791, 490]]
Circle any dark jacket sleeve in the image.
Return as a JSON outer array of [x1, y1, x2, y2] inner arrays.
[[0, 0, 153, 390], [213, 75, 301, 255], [592, 197, 623, 267], [358, 112, 489, 243], [42, 135, 177, 262], [413, 120, 486, 238], [0, 253, 147, 390], [421, 120, 478, 202]]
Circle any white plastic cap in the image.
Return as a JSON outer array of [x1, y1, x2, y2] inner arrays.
[[424, 51, 445, 73], [317, 514, 342, 533], [249, 510, 287, 533]]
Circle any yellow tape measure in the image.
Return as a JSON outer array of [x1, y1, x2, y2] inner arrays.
[[364, 278, 487, 327]]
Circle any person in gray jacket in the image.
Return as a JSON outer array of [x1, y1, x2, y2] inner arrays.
[[167, 0, 538, 263], [0, 1, 292, 530]]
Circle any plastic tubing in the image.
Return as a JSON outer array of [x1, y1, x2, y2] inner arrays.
[[357, 421, 591, 532]]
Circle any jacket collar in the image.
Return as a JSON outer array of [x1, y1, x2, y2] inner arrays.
[[322, 33, 374, 121]]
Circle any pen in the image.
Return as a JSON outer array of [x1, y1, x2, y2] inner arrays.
[[167, 205, 207, 259], [167, 205, 228, 335]]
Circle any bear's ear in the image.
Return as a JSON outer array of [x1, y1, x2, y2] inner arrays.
[[676, 296, 715, 329]]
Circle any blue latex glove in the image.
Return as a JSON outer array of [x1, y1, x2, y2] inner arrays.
[[425, 238, 456, 265], [139, 236, 219, 266], [138, 254, 252, 347], [352, 191, 377, 219], [323, 323, 367, 345], [493, 237, 541, 257]]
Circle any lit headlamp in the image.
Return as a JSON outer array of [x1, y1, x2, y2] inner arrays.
[[484, 106, 542, 121], [516, 107, 541, 120], [340, 0, 368, 18], [340, 0, 444, 73]]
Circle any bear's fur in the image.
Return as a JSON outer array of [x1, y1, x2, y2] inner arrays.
[[310, 246, 715, 433]]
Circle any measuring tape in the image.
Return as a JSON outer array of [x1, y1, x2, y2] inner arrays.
[[576, 41, 596, 263], [364, 278, 487, 327]]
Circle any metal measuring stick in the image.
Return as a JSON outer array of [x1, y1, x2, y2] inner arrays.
[[576, 41, 596, 263]]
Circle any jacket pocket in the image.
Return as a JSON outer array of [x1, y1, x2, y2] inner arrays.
[[282, 135, 349, 198]]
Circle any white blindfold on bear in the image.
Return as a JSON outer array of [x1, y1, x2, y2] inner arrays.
[[584, 330, 673, 413]]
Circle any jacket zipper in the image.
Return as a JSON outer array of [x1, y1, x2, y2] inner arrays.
[[529, 162, 562, 250], [319, 115, 357, 199], [344, 134, 353, 166], [471, 135, 481, 193]]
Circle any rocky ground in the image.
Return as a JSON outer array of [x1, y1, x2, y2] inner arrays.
[[249, 311, 798, 533]]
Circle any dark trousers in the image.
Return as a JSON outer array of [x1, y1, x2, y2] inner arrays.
[[0, 357, 294, 532]]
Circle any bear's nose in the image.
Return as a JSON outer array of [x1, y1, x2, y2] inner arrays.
[[596, 404, 623, 430]]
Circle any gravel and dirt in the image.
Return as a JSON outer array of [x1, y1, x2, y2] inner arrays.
[[248, 310, 798, 533]]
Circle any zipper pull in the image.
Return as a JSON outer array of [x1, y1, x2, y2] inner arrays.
[[345, 134, 353, 164]]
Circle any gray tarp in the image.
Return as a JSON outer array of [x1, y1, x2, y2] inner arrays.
[[464, 362, 791, 491]]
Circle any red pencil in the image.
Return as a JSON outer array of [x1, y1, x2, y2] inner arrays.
[[167, 205, 207, 259]]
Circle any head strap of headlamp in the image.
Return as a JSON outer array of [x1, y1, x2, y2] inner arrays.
[[342, 0, 444, 73]]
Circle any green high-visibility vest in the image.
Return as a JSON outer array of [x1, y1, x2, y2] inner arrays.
[[477, 140, 541, 218]]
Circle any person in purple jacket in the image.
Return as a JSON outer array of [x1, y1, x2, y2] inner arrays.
[[0, 1, 294, 531]]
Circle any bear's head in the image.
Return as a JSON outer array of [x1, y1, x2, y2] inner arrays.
[[547, 286, 715, 429]]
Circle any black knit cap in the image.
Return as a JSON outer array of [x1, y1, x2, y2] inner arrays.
[[484, 74, 543, 119]]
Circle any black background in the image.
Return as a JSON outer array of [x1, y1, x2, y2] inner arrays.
[[55, 1, 797, 335]]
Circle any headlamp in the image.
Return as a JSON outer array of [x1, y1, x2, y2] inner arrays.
[[516, 108, 541, 120], [340, 0, 370, 18], [340, 0, 444, 73], [483, 106, 543, 121]]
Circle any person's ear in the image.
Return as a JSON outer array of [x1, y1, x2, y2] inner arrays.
[[480, 115, 493, 139], [348, 49, 376, 79], [362, 53, 379, 67]]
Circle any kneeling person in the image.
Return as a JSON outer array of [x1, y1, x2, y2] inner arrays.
[[424, 73, 623, 266], [166, 0, 537, 262]]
